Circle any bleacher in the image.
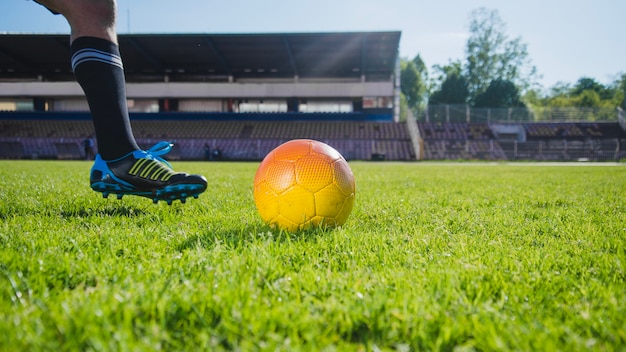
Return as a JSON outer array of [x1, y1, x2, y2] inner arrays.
[[523, 122, 619, 140], [417, 121, 625, 161], [3, 33, 623, 163], [418, 122, 507, 160], [2, 115, 624, 162], [0, 117, 415, 161], [503, 122, 626, 161], [1, 32, 409, 161]]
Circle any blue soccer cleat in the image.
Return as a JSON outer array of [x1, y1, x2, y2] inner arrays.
[[90, 141, 207, 205]]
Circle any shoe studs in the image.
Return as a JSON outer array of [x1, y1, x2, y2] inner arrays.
[[95, 183, 203, 205]]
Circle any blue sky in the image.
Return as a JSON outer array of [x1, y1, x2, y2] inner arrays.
[[3, 0, 624, 90]]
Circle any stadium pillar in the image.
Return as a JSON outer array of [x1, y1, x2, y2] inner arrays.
[[159, 99, 178, 112], [287, 98, 299, 112], [34, 98, 46, 112]]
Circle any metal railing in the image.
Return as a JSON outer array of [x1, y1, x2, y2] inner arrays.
[[420, 105, 621, 123]]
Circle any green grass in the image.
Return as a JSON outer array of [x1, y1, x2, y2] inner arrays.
[[0, 160, 625, 351]]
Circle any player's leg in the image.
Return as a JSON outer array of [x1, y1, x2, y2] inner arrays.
[[33, 0, 207, 204], [35, 0, 136, 158], [33, 0, 117, 43]]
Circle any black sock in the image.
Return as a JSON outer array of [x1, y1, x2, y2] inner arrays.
[[71, 37, 139, 160]]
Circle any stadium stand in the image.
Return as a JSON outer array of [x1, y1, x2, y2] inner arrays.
[[2, 116, 624, 161], [416, 121, 625, 161], [505, 122, 626, 161], [417, 122, 507, 160], [0, 32, 416, 160], [0, 141, 24, 159], [1, 33, 625, 162], [0, 114, 414, 160], [54, 142, 82, 160]]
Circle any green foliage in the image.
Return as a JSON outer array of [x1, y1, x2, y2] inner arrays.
[[429, 61, 469, 105], [526, 77, 624, 119], [400, 56, 428, 111], [618, 73, 626, 110], [1, 161, 625, 350], [572, 78, 613, 100], [404, 8, 623, 111], [576, 89, 602, 108], [411, 54, 427, 76], [465, 8, 537, 101], [423, 7, 538, 108], [474, 78, 523, 108], [398, 93, 409, 122]]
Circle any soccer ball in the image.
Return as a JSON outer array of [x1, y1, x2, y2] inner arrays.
[[253, 139, 356, 232]]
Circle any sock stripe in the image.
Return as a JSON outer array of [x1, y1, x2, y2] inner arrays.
[[71, 48, 124, 72]]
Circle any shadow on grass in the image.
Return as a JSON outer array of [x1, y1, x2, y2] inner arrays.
[[177, 224, 332, 252], [0, 203, 147, 220], [59, 203, 147, 218]]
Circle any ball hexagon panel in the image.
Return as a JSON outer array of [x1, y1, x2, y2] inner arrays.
[[273, 139, 313, 161], [332, 159, 356, 196], [271, 214, 299, 232], [311, 140, 342, 161], [277, 184, 316, 225], [294, 154, 334, 193], [305, 215, 331, 230], [314, 183, 352, 219], [262, 159, 297, 194], [254, 180, 280, 223]]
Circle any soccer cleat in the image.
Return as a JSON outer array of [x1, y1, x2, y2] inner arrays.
[[90, 141, 207, 204]]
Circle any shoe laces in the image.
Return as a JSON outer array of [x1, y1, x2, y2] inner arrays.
[[144, 141, 175, 169]]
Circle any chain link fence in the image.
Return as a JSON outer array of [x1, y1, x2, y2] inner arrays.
[[420, 105, 620, 123]]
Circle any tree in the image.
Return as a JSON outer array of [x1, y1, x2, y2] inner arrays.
[[412, 54, 428, 80], [464, 8, 537, 103], [617, 73, 626, 110], [400, 55, 428, 113], [429, 61, 469, 105], [526, 75, 624, 120], [572, 77, 612, 100], [474, 78, 522, 108], [538, 78, 619, 109], [574, 90, 601, 108]]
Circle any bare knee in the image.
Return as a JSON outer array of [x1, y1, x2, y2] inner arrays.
[[38, 0, 118, 43]]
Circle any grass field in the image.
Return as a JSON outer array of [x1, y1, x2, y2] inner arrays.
[[0, 160, 624, 351]]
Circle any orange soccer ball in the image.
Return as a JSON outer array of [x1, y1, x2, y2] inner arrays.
[[253, 139, 356, 232]]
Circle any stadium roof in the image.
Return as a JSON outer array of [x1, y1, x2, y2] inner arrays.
[[0, 31, 401, 82]]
